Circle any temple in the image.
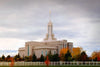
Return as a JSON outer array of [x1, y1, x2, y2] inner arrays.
[[18, 17, 73, 58]]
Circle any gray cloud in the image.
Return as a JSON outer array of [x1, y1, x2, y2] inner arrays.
[[0, 0, 100, 56]]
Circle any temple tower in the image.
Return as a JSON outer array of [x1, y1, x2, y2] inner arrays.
[[44, 11, 56, 41]]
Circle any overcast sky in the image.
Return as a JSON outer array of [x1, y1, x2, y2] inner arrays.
[[0, 0, 100, 57]]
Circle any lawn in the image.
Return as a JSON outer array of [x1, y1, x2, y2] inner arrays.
[[0, 66, 100, 67]]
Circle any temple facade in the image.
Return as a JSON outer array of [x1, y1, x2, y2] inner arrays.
[[18, 20, 73, 58]]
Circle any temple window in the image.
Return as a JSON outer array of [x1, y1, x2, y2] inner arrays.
[[45, 50, 47, 56], [54, 51, 56, 54], [41, 50, 43, 55]]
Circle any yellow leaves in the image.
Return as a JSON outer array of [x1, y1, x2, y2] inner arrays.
[[60, 47, 81, 57], [60, 48, 68, 55], [91, 51, 100, 59], [72, 47, 81, 57]]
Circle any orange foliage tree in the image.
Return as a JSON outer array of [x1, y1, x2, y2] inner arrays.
[[91, 51, 100, 61], [60, 48, 69, 61], [8, 57, 14, 67], [60, 47, 81, 57]]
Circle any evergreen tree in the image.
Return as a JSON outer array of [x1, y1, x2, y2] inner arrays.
[[2, 55, 5, 61], [24, 56, 29, 61], [14, 54, 21, 61], [14, 55, 18, 61], [7, 55, 10, 58], [17, 53, 20, 58], [22, 56, 25, 61], [52, 54, 60, 61], [48, 51, 53, 61], [40, 54, 44, 61], [94, 57, 97, 61], [32, 53, 37, 62], [65, 50, 72, 61]]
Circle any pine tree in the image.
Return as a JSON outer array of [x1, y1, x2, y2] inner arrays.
[[17, 53, 20, 58], [2, 55, 5, 61], [40, 54, 44, 61], [52, 54, 60, 61], [65, 50, 72, 61], [48, 51, 53, 61], [7, 55, 10, 59], [32, 53, 37, 62]]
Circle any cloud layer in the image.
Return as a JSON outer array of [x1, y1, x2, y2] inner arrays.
[[0, 0, 100, 56]]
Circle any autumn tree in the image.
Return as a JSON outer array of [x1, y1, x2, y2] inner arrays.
[[73, 54, 81, 61], [29, 55, 32, 61], [80, 51, 88, 61], [60, 53, 65, 61], [91, 51, 100, 61], [60, 48, 68, 61]]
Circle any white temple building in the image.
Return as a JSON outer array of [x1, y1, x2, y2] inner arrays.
[[18, 20, 73, 58]]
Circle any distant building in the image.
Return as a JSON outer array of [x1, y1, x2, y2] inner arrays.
[[18, 20, 73, 58]]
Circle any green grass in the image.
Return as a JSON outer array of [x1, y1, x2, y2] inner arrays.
[[0, 66, 100, 67]]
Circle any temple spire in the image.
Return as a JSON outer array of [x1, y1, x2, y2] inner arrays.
[[44, 11, 56, 41]]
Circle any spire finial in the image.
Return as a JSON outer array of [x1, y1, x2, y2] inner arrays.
[[49, 10, 51, 21]]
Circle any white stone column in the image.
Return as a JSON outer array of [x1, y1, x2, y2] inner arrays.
[[25, 42, 28, 56]]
